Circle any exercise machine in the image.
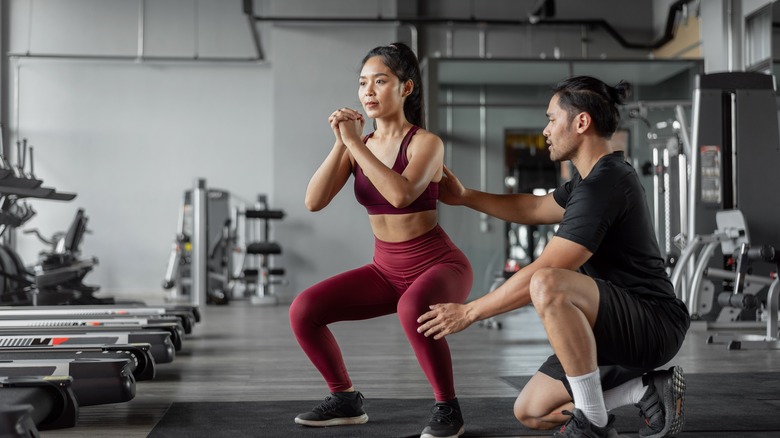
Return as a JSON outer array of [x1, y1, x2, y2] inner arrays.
[[0, 329, 175, 364], [0, 375, 78, 436], [670, 212, 779, 349], [0, 317, 184, 351], [0, 303, 198, 335], [670, 72, 780, 348], [232, 194, 286, 305], [0, 344, 155, 381], [24, 208, 104, 305], [162, 182, 287, 306], [162, 184, 235, 305], [705, 242, 779, 350], [0, 356, 136, 406], [634, 102, 692, 268], [0, 135, 76, 306], [0, 135, 201, 435]]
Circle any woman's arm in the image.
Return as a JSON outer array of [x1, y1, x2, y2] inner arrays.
[[341, 122, 443, 209], [304, 109, 364, 212], [304, 142, 354, 212]]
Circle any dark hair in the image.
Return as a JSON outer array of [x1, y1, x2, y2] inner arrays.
[[552, 76, 632, 139], [362, 42, 425, 128]]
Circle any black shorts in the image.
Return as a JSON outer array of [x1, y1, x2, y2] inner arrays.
[[539, 279, 690, 393]]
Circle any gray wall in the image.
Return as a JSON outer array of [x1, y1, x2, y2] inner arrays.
[[2, 0, 395, 302], [5, 0, 272, 298], [0, 0, 748, 304], [270, 24, 395, 302]]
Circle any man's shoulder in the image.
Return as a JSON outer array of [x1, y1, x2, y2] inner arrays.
[[585, 156, 636, 188]]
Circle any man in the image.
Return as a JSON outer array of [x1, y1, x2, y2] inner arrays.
[[417, 76, 690, 438]]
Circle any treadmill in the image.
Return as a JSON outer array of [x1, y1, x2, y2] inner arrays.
[[0, 319, 185, 351], [0, 376, 78, 437], [0, 357, 135, 406], [0, 330, 175, 364], [0, 304, 198, 335], [0, 343, 156, 381]]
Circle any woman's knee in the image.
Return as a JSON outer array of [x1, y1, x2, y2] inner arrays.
[[288, 295, 307, 326], [289, 291, 320, 327], [396, 295, 424, 329]]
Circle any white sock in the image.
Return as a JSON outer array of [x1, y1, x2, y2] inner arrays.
[[567, 369, 608, 427], [602, 377, 647, 410]]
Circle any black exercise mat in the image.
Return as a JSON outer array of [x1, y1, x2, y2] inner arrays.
[[149, 372, 780, 437], [148, 397, 528, 438], [501, 372, 780, 435]]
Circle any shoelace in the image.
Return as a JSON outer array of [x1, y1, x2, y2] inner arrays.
[[555, 410, 586, 437], [429, 404, 455, 425], [313, 395, 342, 414]]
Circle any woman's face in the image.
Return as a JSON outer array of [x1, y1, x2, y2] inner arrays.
[[359, 56, 407, 119]]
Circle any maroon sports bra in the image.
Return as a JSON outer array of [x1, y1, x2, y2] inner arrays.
[[353, 126, 439, 215]]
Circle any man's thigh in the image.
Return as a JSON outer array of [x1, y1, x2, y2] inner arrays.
[[592, 279, 686, 369]]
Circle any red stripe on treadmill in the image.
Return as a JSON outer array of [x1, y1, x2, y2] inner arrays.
[[52, 337, 70, 345]]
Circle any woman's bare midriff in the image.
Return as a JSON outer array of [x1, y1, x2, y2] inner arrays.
[[368, 210, 438, 242]]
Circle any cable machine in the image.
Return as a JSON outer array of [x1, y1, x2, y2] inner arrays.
[[672, 72, 780, 342]]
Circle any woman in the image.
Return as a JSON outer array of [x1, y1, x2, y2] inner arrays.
[[289, 42, 473, 438]]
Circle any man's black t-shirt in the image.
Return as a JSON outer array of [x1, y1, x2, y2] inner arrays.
[[552, 151, 675, 300]]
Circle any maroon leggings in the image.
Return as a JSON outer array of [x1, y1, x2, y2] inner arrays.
[[289, 225, 472, 401]]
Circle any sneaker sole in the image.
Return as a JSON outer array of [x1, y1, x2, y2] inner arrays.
[[420, 425, 465, 438], [642, 366, 685, 438], [294, 413, 369, 427]]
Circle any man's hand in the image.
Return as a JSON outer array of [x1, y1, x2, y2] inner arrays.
[[417, 303, 473, 340], [438, 165, 468, 206]]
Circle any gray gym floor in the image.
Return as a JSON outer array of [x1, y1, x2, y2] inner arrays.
[[37, 301, 780, 437]]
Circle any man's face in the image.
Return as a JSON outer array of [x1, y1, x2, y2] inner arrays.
[[543, 94, 579, 162]]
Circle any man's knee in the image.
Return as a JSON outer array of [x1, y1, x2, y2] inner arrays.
[[513, 404, 539, 429], [529, 268, 565, 310], [513, 398, 549, 430]]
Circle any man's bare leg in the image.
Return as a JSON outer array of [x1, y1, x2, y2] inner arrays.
[[514, 372, 573, 429], [530, 268, 608, 427]]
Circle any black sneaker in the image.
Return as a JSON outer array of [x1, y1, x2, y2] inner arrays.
[[553, 409, 620, 438], [635, 366, 685, 438], [294, 391, 369, 427], [420, 398, 465, 438]]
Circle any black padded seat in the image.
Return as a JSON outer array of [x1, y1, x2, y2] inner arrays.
[[246, 242, 282, 255], [244, 209, 285, 220]]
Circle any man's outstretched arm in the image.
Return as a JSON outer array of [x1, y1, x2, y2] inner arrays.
[[417, 236, 593, 339], [439, 166, 564, 225]]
